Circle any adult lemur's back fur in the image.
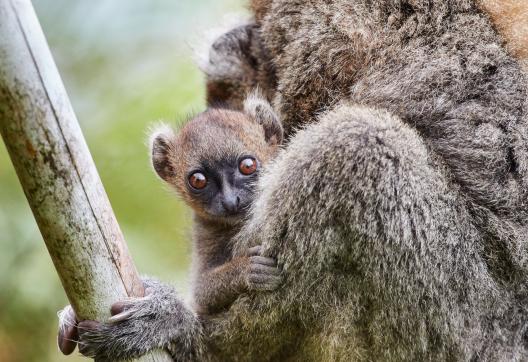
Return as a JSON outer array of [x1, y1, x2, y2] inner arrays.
[[255, 0, 528, 215], [67, 1, 528, 360]]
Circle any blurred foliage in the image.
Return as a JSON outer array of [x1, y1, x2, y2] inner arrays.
[[0, 0, 245, 361]]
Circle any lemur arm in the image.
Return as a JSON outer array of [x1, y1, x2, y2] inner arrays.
[[193, 248, 281, 315]]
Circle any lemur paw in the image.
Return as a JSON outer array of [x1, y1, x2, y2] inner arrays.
[[58, 278, 201, 361], [244, 245, 282, 291]]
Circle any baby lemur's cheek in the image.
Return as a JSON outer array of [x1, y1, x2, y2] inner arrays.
[[187, 197, 214, 219], [238, 190, 256, 210]]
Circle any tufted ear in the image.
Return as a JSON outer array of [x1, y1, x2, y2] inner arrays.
[[149, 124, 177, 182], [243, 90, 283, 145]]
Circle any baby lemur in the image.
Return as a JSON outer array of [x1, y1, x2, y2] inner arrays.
[[150, 93, 283, 315]]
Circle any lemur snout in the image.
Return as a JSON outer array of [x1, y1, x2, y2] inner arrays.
[[222, 195, 240, 213]]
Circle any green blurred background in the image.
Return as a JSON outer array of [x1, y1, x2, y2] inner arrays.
[[0, 0, 245, 360]]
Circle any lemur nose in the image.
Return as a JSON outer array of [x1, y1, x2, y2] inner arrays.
[[222, 196, 240, 213]]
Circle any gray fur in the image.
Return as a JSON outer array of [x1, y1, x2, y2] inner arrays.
[[76, 278, 202, 361], [63, 0, 528, 360], [203, 23, 276, 109]]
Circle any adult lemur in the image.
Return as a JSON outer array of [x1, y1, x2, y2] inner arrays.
[[59, 0, 528, 360]]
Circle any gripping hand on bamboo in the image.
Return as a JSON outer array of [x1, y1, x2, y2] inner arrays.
[[57, 278, 202, 361]]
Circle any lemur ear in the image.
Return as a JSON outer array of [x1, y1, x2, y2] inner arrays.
[[149, 124, 176, 182], [243, 91, 283, 145]]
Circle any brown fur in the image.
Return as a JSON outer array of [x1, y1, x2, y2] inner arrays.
[[151, 103, 283, 315], [479, 0, 528, 68], [250, 0, 273, 22], [191, 219, 250, 315]]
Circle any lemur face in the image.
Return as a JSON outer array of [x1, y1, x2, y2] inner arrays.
[[151, 104, 282, 224], [186, 152, 260, 220]]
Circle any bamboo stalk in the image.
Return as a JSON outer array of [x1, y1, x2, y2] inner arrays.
[[0, 0, 172, 360]]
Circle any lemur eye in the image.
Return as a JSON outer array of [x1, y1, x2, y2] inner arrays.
[[189, 172, 207, 190], [239, 157, 257, 175]]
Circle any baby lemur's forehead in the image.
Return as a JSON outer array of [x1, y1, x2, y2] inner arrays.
[[176, 108, 269, 163]]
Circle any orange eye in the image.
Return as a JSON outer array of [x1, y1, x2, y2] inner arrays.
[[239, 157, 257, 175], [189, 172, 207, 189]]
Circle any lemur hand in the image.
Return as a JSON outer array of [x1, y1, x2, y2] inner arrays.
[[244, 245, 283, 291], [57, 278, 201, 361]]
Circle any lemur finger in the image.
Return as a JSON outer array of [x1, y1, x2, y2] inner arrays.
[[249, 275, 283, 291], [247, 245, 262, 256], [249, 263, 281, 275], [109, 300, 137, 322], [253, 278, 283, 290], [58, 326, 78, 355], [77, 321, 104, 356], [109, 294, 152, 319], [249, 274, 282, 284], [77, 330, 98, 357], [250, 255, 277, 266], [57, 305, 79, 355], [108, 309, 134, 323], [252, 275, 282, 286], [110, 301, 127, 316], [77, 320, 101, 333]]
